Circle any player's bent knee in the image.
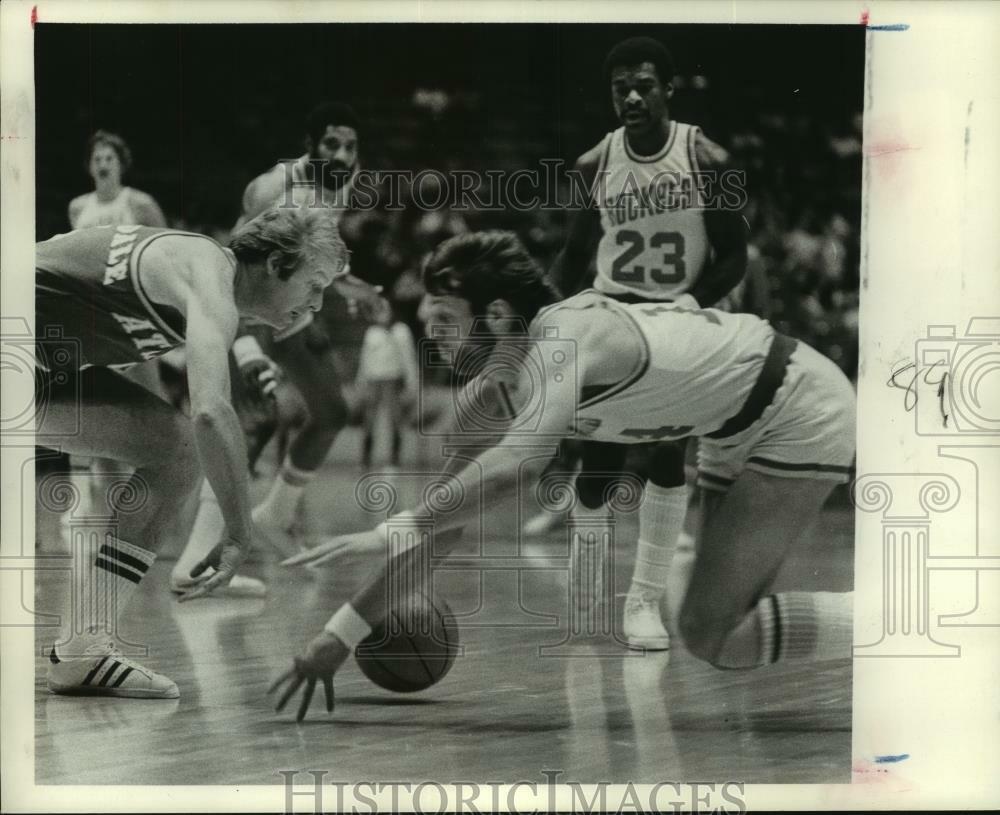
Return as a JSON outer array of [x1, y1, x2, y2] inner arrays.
[[575, 472, 620, 510], [304, 391, 348, 434]]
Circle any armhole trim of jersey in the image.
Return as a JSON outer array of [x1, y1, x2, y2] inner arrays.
[[573, 293, 652, 411], [687, 125, 701, 174], [129, 231, 224, 344]]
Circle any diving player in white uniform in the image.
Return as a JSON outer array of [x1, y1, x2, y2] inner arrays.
[[271, 231, 854, 720], [542, 37, 749, 650]]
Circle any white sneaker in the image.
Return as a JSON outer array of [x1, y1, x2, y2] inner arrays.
[[169, 570, 268, 598], [522, 511, 562, 537], [623, 591, 671, 651], [47, 640, 179, 699]]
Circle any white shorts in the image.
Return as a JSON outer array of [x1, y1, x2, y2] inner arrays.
[[697, 340, 856, 492]]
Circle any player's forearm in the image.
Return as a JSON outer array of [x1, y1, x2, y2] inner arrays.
[[690, 211, 748, 306], [689, 243, 747, 306], [329, 447, 531, 643], [413, 445, 524, 534], [191, 401, 253, 541], [550, 245, 590, 298], [350, 527, 465, 627]]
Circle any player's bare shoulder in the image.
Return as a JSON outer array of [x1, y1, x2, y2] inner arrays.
[[139, 232, 236, 317], [67, 194, 88, 227], [241, 163, 291, 220], [531, 292, 623, 368], [693, 130, 737, 172], [571, 139, 609, 204]]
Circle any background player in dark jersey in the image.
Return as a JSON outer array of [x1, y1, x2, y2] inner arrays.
[[534, 37, 749, 650], [174, 102, 383, 588], [36, 207, 348, 699]]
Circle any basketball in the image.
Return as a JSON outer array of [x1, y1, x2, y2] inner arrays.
[[354, 592, 459, 693]]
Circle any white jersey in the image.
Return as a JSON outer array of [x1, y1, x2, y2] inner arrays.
[[592, 122, 710, 300], [537, 290, 776, 443], [71, 188, 140, 229]]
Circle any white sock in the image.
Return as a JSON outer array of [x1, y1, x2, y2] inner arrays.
[[57, 535, 155, 660], [255, 455, 315, 529], [174, 479, 224, 578], [716, 591, 854, 668], [570, 503, 611, 611], [628, 484, 687, 598]]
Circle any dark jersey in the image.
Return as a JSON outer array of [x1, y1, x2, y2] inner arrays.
[[35, 225, 223, 371]]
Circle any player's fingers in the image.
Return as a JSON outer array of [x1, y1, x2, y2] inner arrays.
[[280, 541, 340, 567], [308, 548, 348, 567], [296, 678, 317, 722], [189, 557, 214, 579], [275, 673, 305, 712], [323, 676, 334, 713], [178, 569, 229, 602], [279, 549, 320, 567], [267, 665, 298, 696]]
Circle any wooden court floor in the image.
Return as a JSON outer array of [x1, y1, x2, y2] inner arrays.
[[33, 447, 853, 786]]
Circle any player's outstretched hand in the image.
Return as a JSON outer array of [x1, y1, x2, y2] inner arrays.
[[177, 535, 248, 602], [268, 631, 349, 721], [239, 356, 279, 411], [332, 273, 384, 321], [280, 528, 385, 569]]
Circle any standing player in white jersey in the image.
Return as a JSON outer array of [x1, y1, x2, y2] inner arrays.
[[271, 232, 854, 719], [69, 131, 167, 232], [172, 102, 382, 595], [545, 37, 749, 649]]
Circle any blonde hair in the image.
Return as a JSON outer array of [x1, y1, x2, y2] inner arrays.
[[228, 206, 349, 280]]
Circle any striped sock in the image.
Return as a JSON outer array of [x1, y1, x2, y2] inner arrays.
[[57, 536, 155, 660], [255, 455, 315, 529], [771, 591, 854, 662], [628, 485, 686, 597], [716, 591, 853, 668]]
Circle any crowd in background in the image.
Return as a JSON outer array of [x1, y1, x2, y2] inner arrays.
[[41, 76, 862, 383]]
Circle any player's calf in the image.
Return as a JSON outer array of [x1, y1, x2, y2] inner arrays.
[[679, 591, 853, 668]]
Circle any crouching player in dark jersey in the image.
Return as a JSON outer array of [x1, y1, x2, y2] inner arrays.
[[271, 232, 854, 720], [36, 208, 348, 698]]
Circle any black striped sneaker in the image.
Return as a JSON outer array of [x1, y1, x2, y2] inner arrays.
[[47, 641, 179, 699]]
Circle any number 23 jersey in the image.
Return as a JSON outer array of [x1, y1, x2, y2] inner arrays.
[[593, 121, 709, 300]]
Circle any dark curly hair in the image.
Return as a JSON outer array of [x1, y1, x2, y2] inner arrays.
[[305, 101, 363, 148], [423, 231, 561, 324], [604, 37, 676, 85]]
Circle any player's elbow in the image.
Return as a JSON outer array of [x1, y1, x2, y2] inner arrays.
[[191, 396, 235, 430]]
